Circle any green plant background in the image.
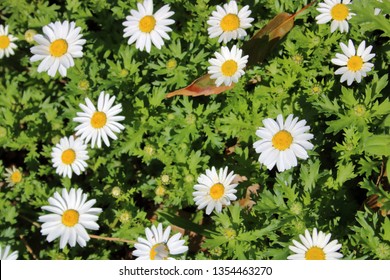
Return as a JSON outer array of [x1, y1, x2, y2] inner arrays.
[[0, 0, 389, 260]]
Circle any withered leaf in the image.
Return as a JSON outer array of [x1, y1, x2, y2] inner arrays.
[[239, 183, 260, 210], [165, 1, 317, 98]]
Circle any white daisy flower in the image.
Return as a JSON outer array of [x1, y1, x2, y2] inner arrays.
[[208, 45, 248, 87], [0, 24, 17, 59], [4, 166, 22, 187], [374, 0, 383, 15], [133, 223, 188, 260], [331, 40, 375, 86], [38, 188, 102, 249], [207, 0, 254, 43], [253, 114, 314, 172], [51, 135, 89, 178], [192, 166, 238, 215], [288, 228, 343, 260], [30, 20, 86, 77], [122, 0, 175, 53], [0, 245, 18, 260], [73, 91, 125, 148], [315, 0, 354, 33]]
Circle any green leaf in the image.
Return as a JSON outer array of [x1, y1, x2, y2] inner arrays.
[[336, 162, 357, 186], [350, 0, 390, 37], [158, 210, 214, 237], [382, 218, 390, 242], [300, 159, 321, 192], [326, 116, 354, 134], [384, 115, 390, 127], [251, 219, 282, 239], [364, 135, 390, 156]]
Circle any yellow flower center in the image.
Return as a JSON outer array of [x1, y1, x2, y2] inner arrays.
[[272, 130, 293, 151], [166, 58, 177, 70], [11, 170, 22, 184], [220, 14, 240, 31], [210, 183, 225, 200], [221, 60, 238, 77], [150, 243, 169, 260], [0, 35, 10, 49], [139, 15, 156, 33], [90, 112, 107, 128], [305, 246, 326, 260], [330, 3, 349, 21], [354, 104, 366, 117], [224, 228, 237, 240], [49, 39, 68, 57], [61, 149, 76, 165], [155, 185, 166, 197], [78, 80, 90, 91], [347, 56, 363, 72], [24, 29, 37, 43], [61, 209, 80, 227]]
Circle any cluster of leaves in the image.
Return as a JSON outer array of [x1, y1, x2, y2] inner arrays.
[[0, 0, 389, 260]]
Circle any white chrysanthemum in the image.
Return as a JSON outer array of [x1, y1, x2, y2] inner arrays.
[[73, 91, 125, 148], [331, 40, 375, 86], [38, 188, 102, 249], [0, 245, 18, 260], [30, 20, 86, 77], [133, 223, 188, 260], [0, 24, 17, 59], [122, 0, 175, 53], [253, 114, 314, 172], [4, 166, 22, 187], [193, 166, 238, 215], [208, 45, 248, 87], [374, 0, 384, 15], [51, 135, 89, 178], [315, 0, 354, 33], [288, 228, 343, 260], [207, 0, 254, 43]]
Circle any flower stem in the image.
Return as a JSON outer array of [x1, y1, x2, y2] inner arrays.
[[89, 234, 136, 244], [20, 234, 38, 260]]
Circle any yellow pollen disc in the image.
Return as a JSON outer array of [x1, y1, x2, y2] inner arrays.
[[210, 183, 225, 200], [220, 13, 240, 31], [305, 246, 326, 260], [354, 104, 366, 117], [272, 130, 293, 151], [49, 39, 68, 57], [61, 149, 76, 165], [0, 35, 10, 49], [90, 111, 107, 129], [330, 4, 349, 21], [139, 15, 156, 33], [221, 60, 238, 77], [347, 56, 363, 72], [150, 243, 169, 260], [11, 170, 22, 183], [61, 209, 79, 227]]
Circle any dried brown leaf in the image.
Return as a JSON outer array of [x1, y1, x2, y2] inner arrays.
[[239, 183, 260, 210]]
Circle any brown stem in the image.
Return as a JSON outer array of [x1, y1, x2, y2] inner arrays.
[[20, 215, 41, 228], [19, 235, 38, 260], [376, 157, 386, 187], [89, 234, 136, 244]]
